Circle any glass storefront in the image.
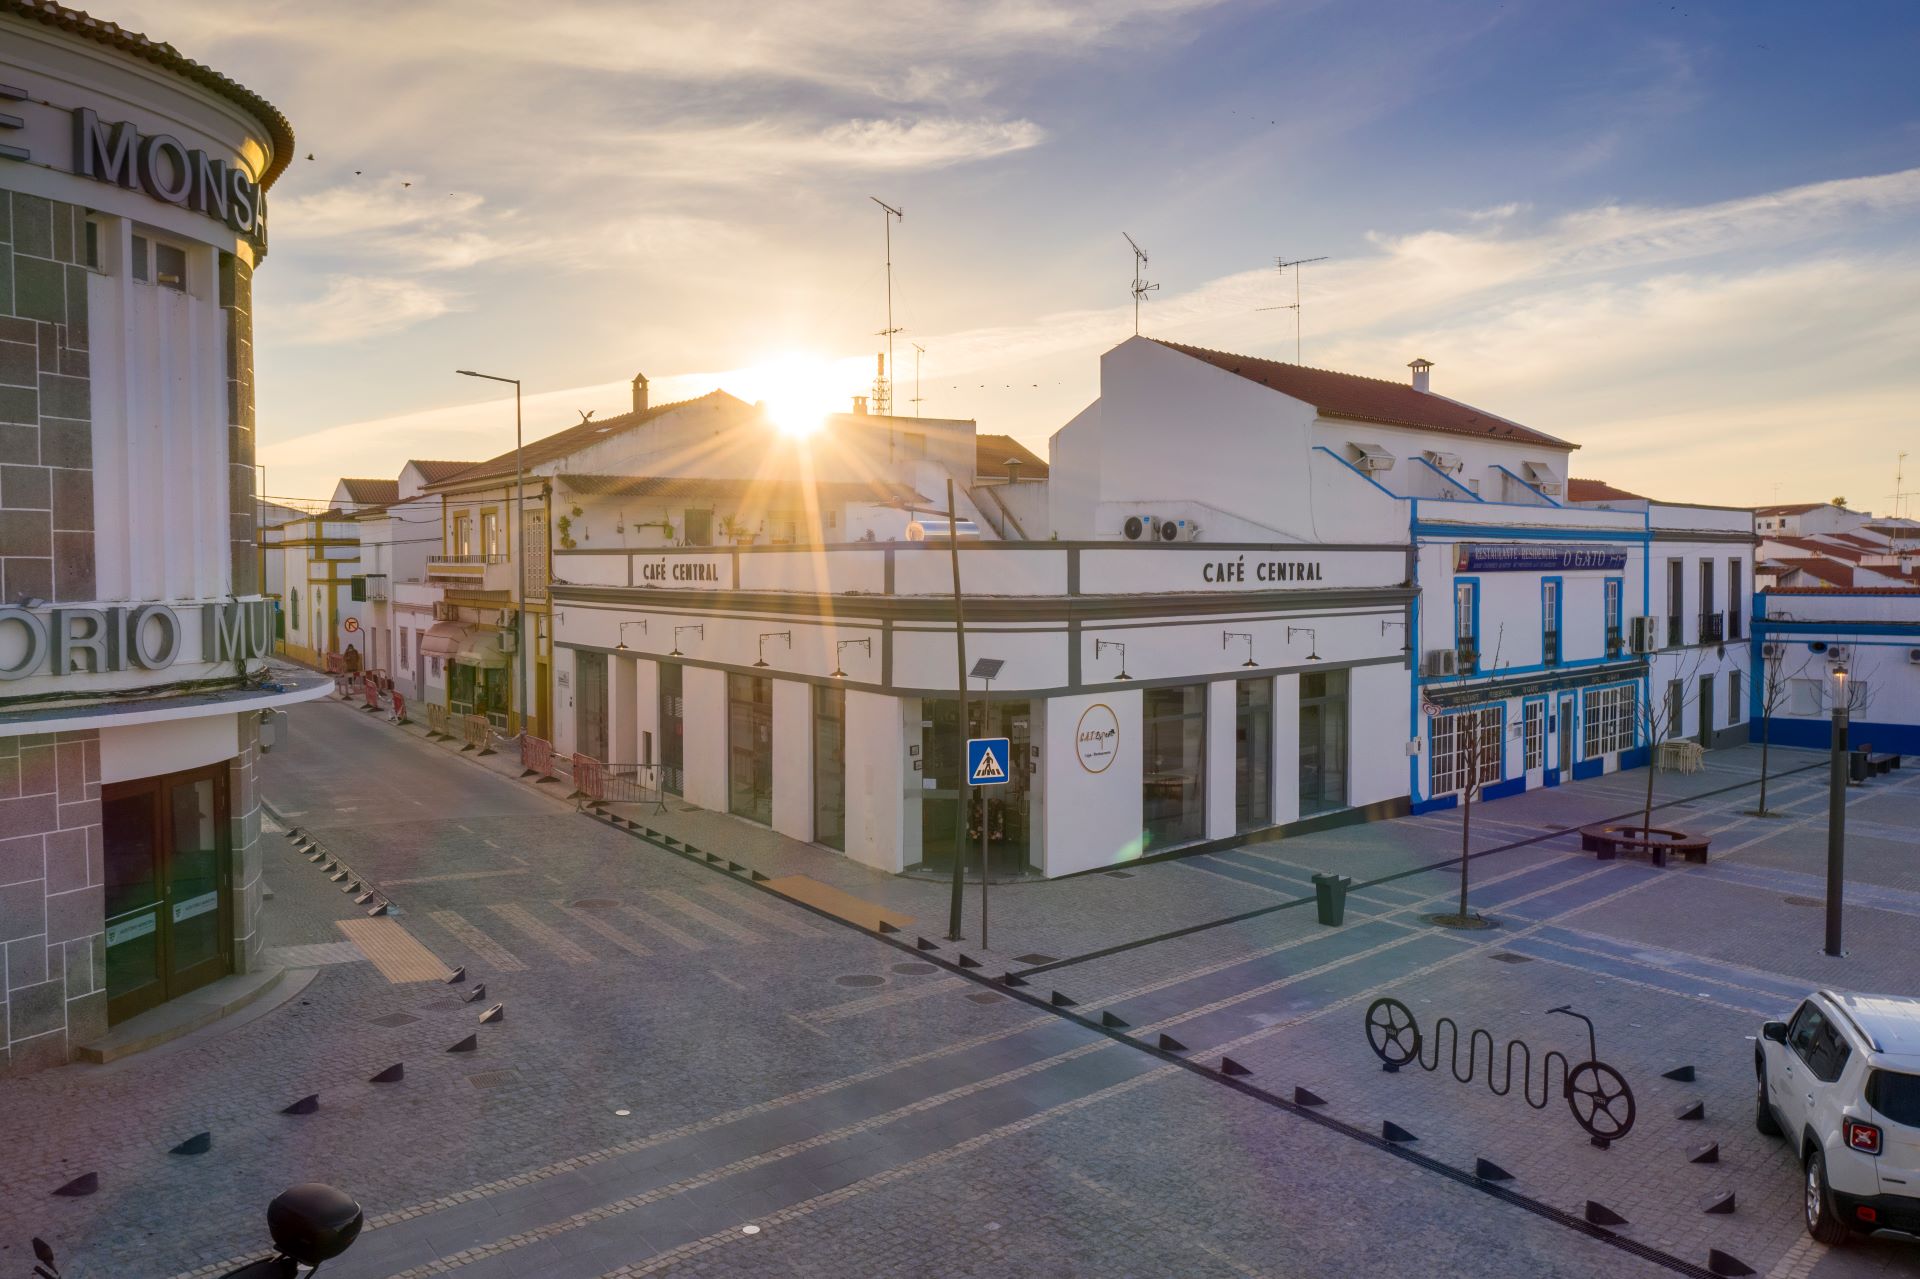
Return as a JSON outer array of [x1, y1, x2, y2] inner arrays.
[[1235, 677, 1272, 832], [449, 659, 509, 729], [659, 662, 685, 795], [1299, 669, 1349, 815], [1143, 683, 1206, 850], [574, 650, 608, 761], [917, 697, 1035, 875], [728, 672, 774, 824], [102, 763, 232, 1025], [813, 684, 847, 850]]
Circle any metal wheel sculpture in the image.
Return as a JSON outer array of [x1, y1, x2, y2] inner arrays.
[[1363, 998, 1637, 1143], [1364, 997, 1421, 1068]]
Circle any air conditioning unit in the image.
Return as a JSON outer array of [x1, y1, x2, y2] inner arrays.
[[1761, 642, 1785, 660], [1826, 645, 1850, 662], [1629, 616, 1658, 654], [1422, 649, 1457, 677], [1908, 647, 1920, 665], [498, 630, 519, 654], [1157, 518, 1199, 542], [1122, 514, 1156, 542]]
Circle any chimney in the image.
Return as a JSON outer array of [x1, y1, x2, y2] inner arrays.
[[852, 395, 868, 415], [631, 371, 649, 415], [1408, 358, 1432, 393], [1004, 457, 1023, 483]]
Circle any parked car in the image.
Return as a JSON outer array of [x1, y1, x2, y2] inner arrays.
[[1756, 990, 1920, 1243]]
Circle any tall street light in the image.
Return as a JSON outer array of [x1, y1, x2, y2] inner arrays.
[[456, 370, 528, 740], [1825, 661, 1850, 958]]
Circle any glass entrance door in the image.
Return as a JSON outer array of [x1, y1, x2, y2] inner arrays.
[[102, 765, 232, 1026], [1298, 670, 1349, 815], [918, 698, 1035, 875], [728, 673, 774, 824], [575, 651, 609, 760]]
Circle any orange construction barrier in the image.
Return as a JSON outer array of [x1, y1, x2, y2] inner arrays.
[[571, 753, 605, 801], [520, 735, 555, 778]]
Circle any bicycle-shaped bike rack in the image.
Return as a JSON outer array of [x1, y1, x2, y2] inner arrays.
[[1364, 998, 1636, 1147]]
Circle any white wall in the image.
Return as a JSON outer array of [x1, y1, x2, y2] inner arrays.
[[770, 678, 814, 843], [99, 714, 238, 784], [1043, 688, 1144, 876], [682, 665, 728, 813], [1272, 673, 1301, 825], [1348, 661, 1411, 808], [844, 690, 904, 873], [1205, 679, 1237, 840], [611, 654, 639, 763]]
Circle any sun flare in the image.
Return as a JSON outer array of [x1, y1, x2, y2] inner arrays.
[[742, 353, 857, 438]]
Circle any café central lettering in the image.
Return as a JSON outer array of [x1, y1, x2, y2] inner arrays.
[[0, 600, 272, 680], [639, 558, 724, 584], [71, 108, 268, 247], [1202, 556, 1323, 585]]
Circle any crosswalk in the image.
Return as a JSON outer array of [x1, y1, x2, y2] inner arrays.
[[413, 889, 830, 972]]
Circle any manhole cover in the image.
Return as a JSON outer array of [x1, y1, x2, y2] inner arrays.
[[1014, 953, 1057, 966], [466, 1069, 521, 1089], [370, 1012, 420, 1027], [1489, 952, 1533, 965], [572, 899, 619, 909], [1105, 870, 1135, 879], [1784, 895, 1822, 908], [891, 962, 938, 976], [966, 992, 1005, 1005], [835, 974, 887, 988]]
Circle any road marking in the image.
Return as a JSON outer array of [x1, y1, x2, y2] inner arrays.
[[383, 868, 529, 886], [647, 889, 763, 943], [488, 903, 596, 965], [427, 909, 528, 972], [761, 874, 915, 932], [618, 903, 709, 951], [696, 882, 832, 937], [559, 903, 654, 958], [808, 977, 970, 1025], [337, 917, 454, 983]]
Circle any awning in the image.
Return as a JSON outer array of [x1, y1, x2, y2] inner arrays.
[[455, 632, 510, 670], [420, 621, 472, 658]]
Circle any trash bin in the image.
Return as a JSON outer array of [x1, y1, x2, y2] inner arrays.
[[1311, 873, 1351, 927], [1849, 750, 1871, 784]]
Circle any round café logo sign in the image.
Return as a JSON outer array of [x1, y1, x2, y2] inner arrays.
[[1075, 703, 1119, 773]]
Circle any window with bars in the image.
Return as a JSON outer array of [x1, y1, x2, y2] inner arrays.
[[1581, 684, 1635, 757], [1431, 706, 1502, 796]]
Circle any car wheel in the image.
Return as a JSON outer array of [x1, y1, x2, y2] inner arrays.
[[1805, 1149, 1851, 1246], [1755, 1077, 1782, 1137]]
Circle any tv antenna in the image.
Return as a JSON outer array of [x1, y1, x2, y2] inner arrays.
[[870, 196, 903, 414], [1255, 254, 1329, 363], [911, 342, 926, 416], [1123, 233, 1158, 335], [1892, 450, 1913, 520]]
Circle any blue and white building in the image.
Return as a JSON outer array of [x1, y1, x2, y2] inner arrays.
[[1751, 587, 1920, 755]]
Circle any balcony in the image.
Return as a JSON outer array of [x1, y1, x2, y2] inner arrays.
[[1605, 627, 1624, 659], [1542, 630, 1559, 667], [1699, 611, 1725, 644], [1455, 641, 1479, 676], [428, 554, 515, 593]]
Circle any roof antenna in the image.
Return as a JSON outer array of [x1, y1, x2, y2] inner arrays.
[[870, 197, 903, 414], [1255, 254, 1329, 363], [1124, 233, 1158, 336], [910, 342, 926, 417]]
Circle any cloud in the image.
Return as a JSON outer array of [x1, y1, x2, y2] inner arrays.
[[262, 276, 464, 347]]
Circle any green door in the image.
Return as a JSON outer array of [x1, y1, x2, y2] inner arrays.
[[102, 765, 232, 1025]]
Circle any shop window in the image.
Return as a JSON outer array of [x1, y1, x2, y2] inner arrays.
[[1581, 684, 1635, 756], [728, 673, 774, 825], [1300, 670, 1349, 814], [1235, 678, 1272, 832], [660, 663, 685, 794], [814, 684, 847, 850], [1431, 705, 1500, 796], [1142, 683, 1206, 850]]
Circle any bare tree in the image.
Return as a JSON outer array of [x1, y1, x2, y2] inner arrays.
[[1433, 629, 1506, 927], [1629, 646, 1714, 837]]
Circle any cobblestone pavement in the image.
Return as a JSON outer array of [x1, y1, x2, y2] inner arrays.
[[1, 696, 1914, 1278]]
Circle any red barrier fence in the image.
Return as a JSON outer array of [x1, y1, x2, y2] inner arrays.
[[361, 673, 382, 708], [390, 691, 407, 723], [520, 735, 554, 777], [571, 753, 606, 801], [462, 714, 494, 754]]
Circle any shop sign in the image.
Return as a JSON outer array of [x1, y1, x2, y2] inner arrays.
[[1456, 543, 1628, 572], [1203, 556, 1323, 585], [71, 108, 268, 248], [0, 599, 273, 680], [106, 912, 157, 946], [172, 892, 220, 923], [1075, 703, 1118, 773], [637, 556, 730, 587]]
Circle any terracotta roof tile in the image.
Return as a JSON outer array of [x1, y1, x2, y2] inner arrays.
[[1149, 339, 1573, 449], [1765, 585, 1920, 596], [559, 475, 926, 504], [976, 434, 1048, 479], [1567, 478, 1645, 503], [337, 477, 399, 505], [429, 390, 754, 487], [408, 459, 482, 483], [1768, 558, 1856, 587]]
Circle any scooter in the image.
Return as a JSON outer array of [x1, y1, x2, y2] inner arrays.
[[32, 1182, 362, 1278]]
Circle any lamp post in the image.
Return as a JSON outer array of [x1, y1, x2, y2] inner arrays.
[[970, 657, 1004, 950], [1825, 661, 1849, 958], [456, 370, 527, 740]]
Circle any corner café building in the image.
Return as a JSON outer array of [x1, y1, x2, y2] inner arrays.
[[0, 3, 327, 1075]]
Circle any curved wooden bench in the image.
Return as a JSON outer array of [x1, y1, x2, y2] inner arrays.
[[1578, 824, 1710, 868]]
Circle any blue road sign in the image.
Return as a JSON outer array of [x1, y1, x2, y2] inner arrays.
[[967, 737, 1011, 786]]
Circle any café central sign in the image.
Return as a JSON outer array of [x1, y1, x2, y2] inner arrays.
[[1202, 556, 1324, 585], [0, 600, 273, 680]]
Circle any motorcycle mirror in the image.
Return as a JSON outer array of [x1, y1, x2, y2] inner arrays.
[[266, 1183, 364, 1266]]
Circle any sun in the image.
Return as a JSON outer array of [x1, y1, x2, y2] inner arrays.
[[738, 353, 856, 438]]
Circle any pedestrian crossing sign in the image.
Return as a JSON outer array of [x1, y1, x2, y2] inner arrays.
[[967, 737, 1011, 786]]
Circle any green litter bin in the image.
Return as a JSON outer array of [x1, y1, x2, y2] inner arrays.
[[1311, 873, 1352, 927]]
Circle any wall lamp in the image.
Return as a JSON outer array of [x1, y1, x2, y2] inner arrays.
[[614, 621, 647, 651], [1222, 631, 1256, 668], [1380, 617, 1411, 652], [1288, 626, 1321, 662], [754, 630, 792, 668], [670, 624, 703, 657], [833, 638, 871, 678], [1094, 638, 1132, 681]]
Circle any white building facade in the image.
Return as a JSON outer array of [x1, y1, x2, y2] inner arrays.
[[0, 6, 326, 1074], [1751, 588, 1920, 756]]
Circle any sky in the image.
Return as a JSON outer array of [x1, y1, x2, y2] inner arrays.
[[120, 0, 1920, 512]]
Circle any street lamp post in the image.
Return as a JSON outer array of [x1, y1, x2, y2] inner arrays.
[[456, 371, 528, 741], [970, 657, 1004, 951], [1825, 662, 1849, 957]]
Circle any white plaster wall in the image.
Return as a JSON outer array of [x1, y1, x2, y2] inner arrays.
[[1205, 679, 1236, 840], [844, 690, 904, 873], [1043, 688, 1144, 876], [682, 665, 729, 813], [770, 678, 814, 843], [100, 713, 238, 783], [611, 654, 638, 763], [1348, 661, 1411, 808]]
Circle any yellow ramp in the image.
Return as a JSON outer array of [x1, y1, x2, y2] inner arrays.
[[761, 875, 914, 934], [337, 916, 455, 983]]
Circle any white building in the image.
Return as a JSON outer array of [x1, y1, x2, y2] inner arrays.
[[0, 5, 327, 1074], [261, 509, 364, 669], [1752, 587, 1920, 756], [352, 459, 473, 703]]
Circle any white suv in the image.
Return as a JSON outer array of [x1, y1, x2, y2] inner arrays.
[[1756, 990, 1920, 1243]]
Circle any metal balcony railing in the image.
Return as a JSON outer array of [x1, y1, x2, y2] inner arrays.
[[1699, 612, 1725, 644], [1542, 630, 1559, 666], [1455, 641, 1479, 675]]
